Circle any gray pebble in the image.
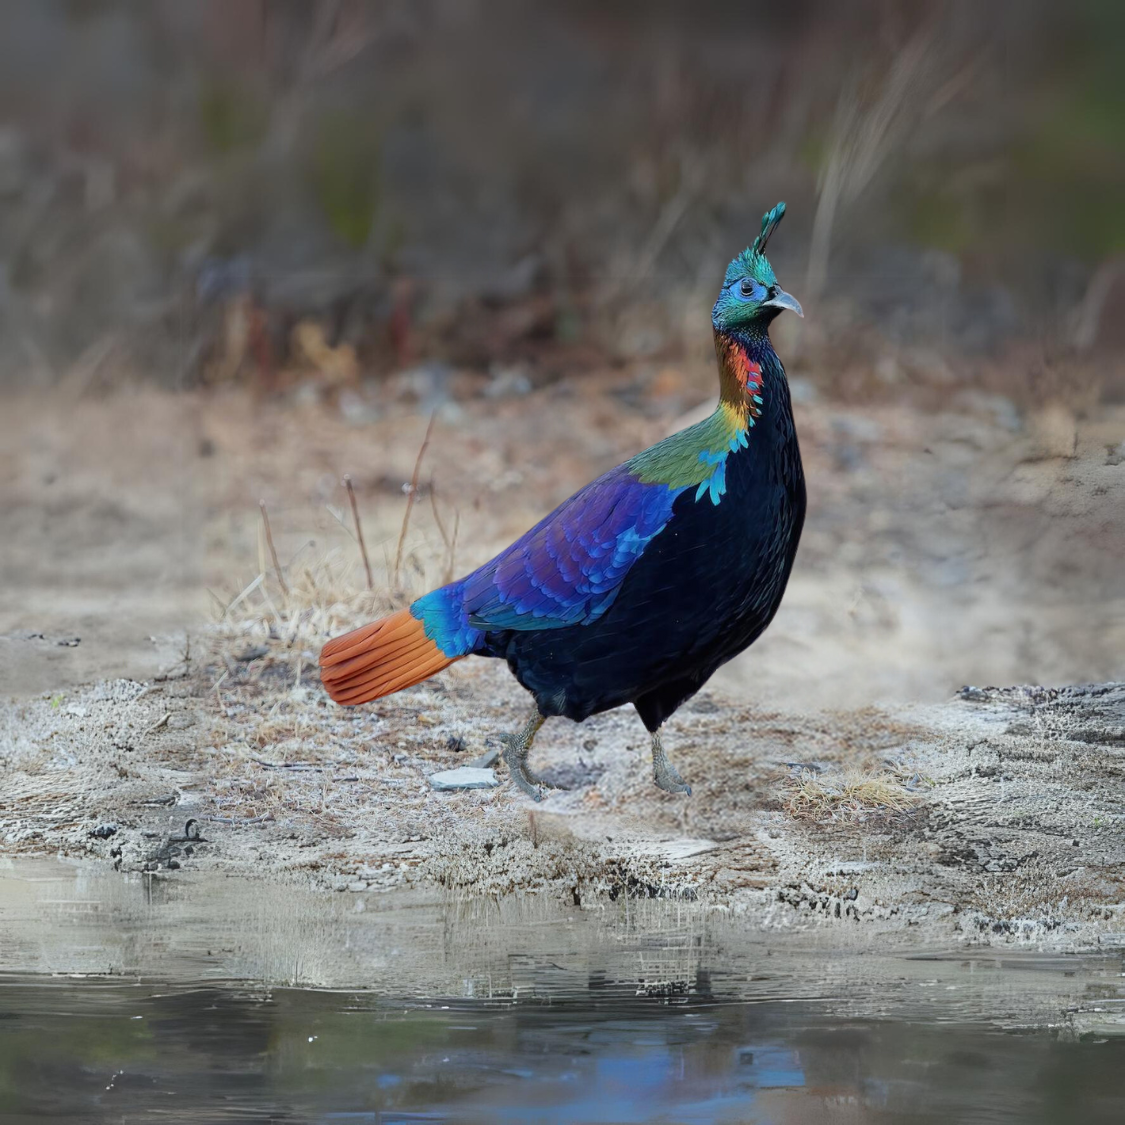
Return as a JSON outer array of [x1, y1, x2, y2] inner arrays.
[[428, 767, 498, 791]]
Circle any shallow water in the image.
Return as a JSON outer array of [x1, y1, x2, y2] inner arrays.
[[1, 860, 1123, 1122], [3, 976, 1125, 1123]]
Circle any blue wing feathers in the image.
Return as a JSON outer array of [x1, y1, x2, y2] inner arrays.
[[413, 466, 684, 655]]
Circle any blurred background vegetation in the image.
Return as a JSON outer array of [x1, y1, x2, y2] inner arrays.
[[0, 0, 1121, 403]]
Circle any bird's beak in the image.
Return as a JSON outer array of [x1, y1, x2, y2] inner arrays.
[[763, 287, 804, 318]]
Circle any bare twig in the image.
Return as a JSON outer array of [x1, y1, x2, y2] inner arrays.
[[393, 412, 436, 590], [343, 475, 373, 589], [204, 814, 275, 826], [448, 510, 460, 585], [429, 479, 450, 552], [259, 500, 289, 598], [429, 480, 461, 585], [252, 758, 324, 771]]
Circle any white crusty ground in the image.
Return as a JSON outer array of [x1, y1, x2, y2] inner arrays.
[[4, 635, 1123, 951]]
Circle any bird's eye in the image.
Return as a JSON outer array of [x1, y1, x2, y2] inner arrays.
[[739, 279, 755, 298]]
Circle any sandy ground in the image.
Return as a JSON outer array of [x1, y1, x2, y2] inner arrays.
[[2, 383, 1124, 704], [2, 383, 1124, 949]]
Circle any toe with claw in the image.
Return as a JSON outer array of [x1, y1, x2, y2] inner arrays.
[[651, 729, 692, 795], [499, 711, 552, 801]]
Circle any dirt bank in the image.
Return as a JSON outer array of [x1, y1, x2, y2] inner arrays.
[[3, 641, 1123, 950]]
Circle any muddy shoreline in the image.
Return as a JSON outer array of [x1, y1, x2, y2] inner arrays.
[[1, 856, 1123, 1035]]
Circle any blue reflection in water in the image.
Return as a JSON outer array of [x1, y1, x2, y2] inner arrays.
[[736, 1045, 806, 1088], [2, 976, 1123, 1124], [409, 1035, 805, 1124]]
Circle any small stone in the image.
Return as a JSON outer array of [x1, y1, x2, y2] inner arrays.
[[347, 880, 368, 893], [428, 767, 498, 791], [469, 748, 499, 769]]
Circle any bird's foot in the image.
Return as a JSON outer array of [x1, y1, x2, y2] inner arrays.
[[654, 759, 692, 795], [651, 731, 692, 796], [499, 712, 554, 802], [499, 735, 551, 801], [527, 768, 565, 792]]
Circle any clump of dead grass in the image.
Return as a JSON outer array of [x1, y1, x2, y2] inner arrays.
[[783, 765, 922, 822], [212, 544, 394, 643], [210, 418, 457, 663], [189, 445, 468, 838]]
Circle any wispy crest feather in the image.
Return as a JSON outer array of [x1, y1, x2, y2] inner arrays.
[[724, 201, 786, 284]]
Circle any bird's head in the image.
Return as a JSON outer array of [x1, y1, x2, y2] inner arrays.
[[712, 202, 803, 332]]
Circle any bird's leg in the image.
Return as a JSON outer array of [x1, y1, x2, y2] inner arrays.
[[499, 710, 555, 801], [651, 728, 692, 795]]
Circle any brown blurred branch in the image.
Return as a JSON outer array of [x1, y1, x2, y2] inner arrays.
[[258, 499, 289, 598], [343, 475, 373, 590], [393, 413, 436, 591]]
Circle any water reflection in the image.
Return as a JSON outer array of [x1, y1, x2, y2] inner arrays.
[[1, 978, 1123, 1123]]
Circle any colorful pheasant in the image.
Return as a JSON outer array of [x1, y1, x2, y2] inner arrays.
[[321, 203, 806, 799]]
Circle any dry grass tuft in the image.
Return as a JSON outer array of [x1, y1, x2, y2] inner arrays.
[[211, 544, 402, 652], [783, 766, 922, 822], [213, 410, 453, 663], [195, 517, 464, 838]]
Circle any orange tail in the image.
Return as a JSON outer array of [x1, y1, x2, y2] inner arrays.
[[319, 607, 460, 705]]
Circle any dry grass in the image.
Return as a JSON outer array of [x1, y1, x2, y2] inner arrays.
[[783, 765, 922, 822], [186, 421, 472, 834], [212, 542, 399, 648], [211, 411, 451, 664], [195, 515, 477, 842]]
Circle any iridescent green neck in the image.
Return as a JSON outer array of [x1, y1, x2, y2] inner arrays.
[[628, 330, 778, 504]]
